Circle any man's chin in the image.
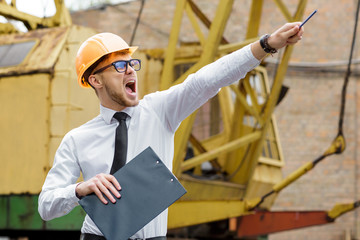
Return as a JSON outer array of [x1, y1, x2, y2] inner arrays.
[[126, 99, 139, 107]]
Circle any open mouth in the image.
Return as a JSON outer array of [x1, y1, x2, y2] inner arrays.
[[125, 80, 136, 94]]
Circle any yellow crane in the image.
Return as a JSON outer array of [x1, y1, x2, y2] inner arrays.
[[0, 0, 358, 238]]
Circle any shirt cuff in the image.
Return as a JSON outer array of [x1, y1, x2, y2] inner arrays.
[[238, 44, 261, 70], [66, 183, 81, 206]]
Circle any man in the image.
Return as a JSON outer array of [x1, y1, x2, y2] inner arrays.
[[38, 22, 304, 240]]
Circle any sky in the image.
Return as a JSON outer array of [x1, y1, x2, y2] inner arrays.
[[0, 0, 134, 28], [3, 0, 68, 18], [3, 0, 135, 16], [19, 0, 136, 15]]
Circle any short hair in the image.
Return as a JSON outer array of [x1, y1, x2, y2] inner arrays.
[[83, 49, 131, 88]]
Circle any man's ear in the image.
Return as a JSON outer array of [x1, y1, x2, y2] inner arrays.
[[88, 75, 103, 89]]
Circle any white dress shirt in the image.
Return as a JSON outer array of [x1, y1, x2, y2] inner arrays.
[[38, 44, 260, 239]]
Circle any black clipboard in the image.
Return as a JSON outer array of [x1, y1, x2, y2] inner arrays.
[[79, 147, 187, 240]]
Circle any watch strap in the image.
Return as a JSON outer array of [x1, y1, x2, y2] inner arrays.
[[260, 34, 277, 54]]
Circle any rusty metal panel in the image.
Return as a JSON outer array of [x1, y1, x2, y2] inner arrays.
[[237, 210, 331, 237], [0, 73, 50, 194], [0, 26, 69, 77], [179, 175, 245, 201], [245, 164, 282, 209], [48, 25, 99, 169], [168, 200, 246, 229], [0, 25, 99, 194]]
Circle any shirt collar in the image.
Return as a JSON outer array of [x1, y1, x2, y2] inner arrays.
[[100, 105, 134, 124]]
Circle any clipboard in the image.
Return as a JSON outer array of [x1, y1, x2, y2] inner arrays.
[[79, 147, 187, 240]]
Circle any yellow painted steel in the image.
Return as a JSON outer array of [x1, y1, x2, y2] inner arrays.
[[0, 74, 50, 194], [168, 200, 246, 228], [134, 49, 164, 98], [173, 113, 198, 176], [181, 131, 261, 172], [246, 164, 282, 208], [273, 0, 293, 22], [273, 161, 314, 192], [128, 0, 298, 224], [0, 27, 68, 76], [48, 26, 102, 166], [0, 22, 17, 34], [185, 3, 205, 46], [160, 0, 187, 90], [242, 1, 307, 207], [0, 0, 71, 33], [217, 88, 233, 136], [327, 202, 359, 220], [242, 3, 306, 180], [218, 37, 258, 54], [229, 84, 263, 125], [0, 0, 312, 230], [324, 134, 346, 155], [0, 26, 99, 194], [246, 0, 264, 39], [158, 0, 308, 227], [179, 175, 245, 201]]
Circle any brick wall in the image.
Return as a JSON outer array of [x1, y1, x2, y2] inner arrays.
[[71, 0, 174, 49], [71, 0, 360, 239], [269, 69, 360, 240]]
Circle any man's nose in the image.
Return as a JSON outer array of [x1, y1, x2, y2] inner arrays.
[[125, 63, 135, 74]]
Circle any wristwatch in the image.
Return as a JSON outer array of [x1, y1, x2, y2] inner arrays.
[[260, 34, 277, 54]]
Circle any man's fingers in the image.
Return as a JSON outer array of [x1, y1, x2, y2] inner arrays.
[[283, 24, 300, 39], [287, 30, 303, 44], [92, 185, 109, 205], [103, 178, 121, 198], [105, 174, 121, 191], [268, 22, 303, 49], [81, 174, 122, 204], [88, 180, 112, 204], [285, 22, 302, 30], [96, 176, 118, 203]]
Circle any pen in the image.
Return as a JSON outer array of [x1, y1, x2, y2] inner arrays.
[[300, 10, 317, 28]]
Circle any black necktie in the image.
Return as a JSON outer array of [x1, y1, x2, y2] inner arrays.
[[110, 112, 128, 174]]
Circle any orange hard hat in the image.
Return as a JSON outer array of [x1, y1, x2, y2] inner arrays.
[[75, 32, 138, 88]]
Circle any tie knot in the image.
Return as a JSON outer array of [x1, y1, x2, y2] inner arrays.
[[113, 112, 128, 122]]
